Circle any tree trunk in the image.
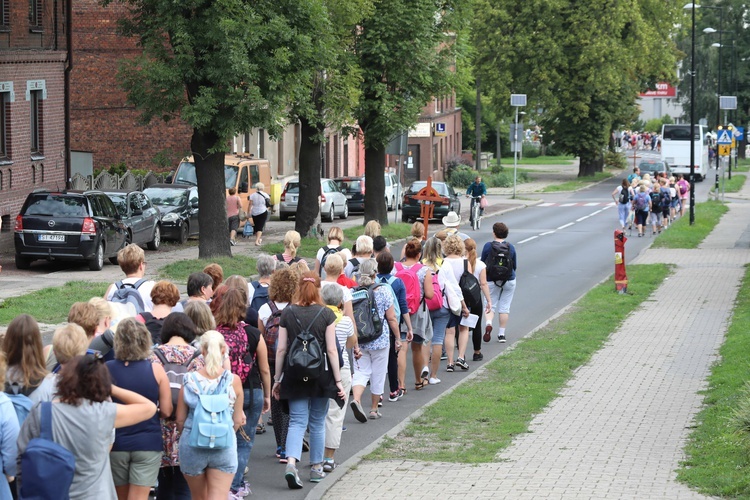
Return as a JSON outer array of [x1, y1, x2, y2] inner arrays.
[[192, 130, 231, 259], [364, 144, 388, 225], [296, 117, 323, 238], [578, 151, 598, 177]]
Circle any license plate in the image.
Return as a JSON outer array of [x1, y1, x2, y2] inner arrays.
[[38, 234, 65, 242], [289, 196, 297, 203], [346, 194, 353, 199]]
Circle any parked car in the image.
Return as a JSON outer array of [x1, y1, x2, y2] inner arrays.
[[334, 174, 403, 213], [14, 190, 127, 271], [638, 159, 671, 177], [401, 181, 461, 223], [142, 184, 200, 243], [104, 190, 161, 250], [279, 178, 349, 222]]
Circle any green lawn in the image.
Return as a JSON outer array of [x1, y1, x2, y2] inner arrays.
[[368, 264, 669, 463], [0, 281, 109, 326], [652, 200, 728, 249], [159, 255, 258, 281], [498, 155, 576, 166], [721, 173, 746, 193], [734, 158, 750, 172], [677, 265, 750, 496], [541, 171, 612, 192]]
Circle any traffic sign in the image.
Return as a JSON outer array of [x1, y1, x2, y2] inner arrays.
[[735, 127, 744, 141], [719, 144, 731, 156], [717, 129, 732, 145]]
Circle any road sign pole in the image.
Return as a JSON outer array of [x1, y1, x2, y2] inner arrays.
[[513, 106, 518, 199]]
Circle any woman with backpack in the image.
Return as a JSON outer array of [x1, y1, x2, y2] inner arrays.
[[422, 237, 449, 385], [276, 231, 304, 265], [631, 184, 652, 237], [464, 239, 493, 362], [17, 354, 157, 500], [3, 314, 47, 403], [106, 318, 173, 500], [258, 267, 296, 464], [176, 331, 245, 499], [348, 259, 399, 423], [0, 350, 19, 500], [314, 227, 351, 278], [440, 235, 472, 373], [272, 272, 345, 489], [150, 313, 199, 500], [137, 281, 181, 344], [249, 182, 270, 246], [612, 179, 633, 230], [320, 254, 357, 333]]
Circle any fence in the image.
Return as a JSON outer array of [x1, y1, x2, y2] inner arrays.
[[70, 171, 170, 191]]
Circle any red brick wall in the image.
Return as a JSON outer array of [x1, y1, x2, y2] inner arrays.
[[70, 0, 192, 172]]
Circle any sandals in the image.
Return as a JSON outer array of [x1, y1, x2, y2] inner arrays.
[[415, 381, 426, 391], [368, 410, 382, 420]]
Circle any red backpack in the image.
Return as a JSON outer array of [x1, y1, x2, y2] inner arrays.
[[394, 262, 423, 315], [263, 302, 283, 366], [217, 321, 251, 383], [424, 269, 444, 311]]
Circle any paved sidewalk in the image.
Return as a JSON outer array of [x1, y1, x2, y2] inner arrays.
[[322, 185, 750, 498]]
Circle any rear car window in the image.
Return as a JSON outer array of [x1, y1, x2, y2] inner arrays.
[[337, 180, 362, 193], [108, 194, 127, 215], [23, 195, 88, 217], [407, 182, 448, 195], [144, 188, 188, 207], [285, 182, 300, 194]]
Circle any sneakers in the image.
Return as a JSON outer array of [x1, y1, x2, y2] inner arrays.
[[446, 364, 455, 372], [440, 352, 448, 361], [456, 358, 469, 370], [276, 446, 288, 463], [388, 390, 402, 402], [472, 352, 483, 361], [322, 458, 337, 473], [420, 366, 430, 380], [310, 466, 326, 483], [483, 325, 492, 343], [233, 481, 251, 497], [428, 377, 441, 385], [285, 464, 303, 489], [498, 334, 506, 343], [350, 400, 368, 423]]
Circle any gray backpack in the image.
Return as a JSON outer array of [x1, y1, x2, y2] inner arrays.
[[110, 278, 147, 314]]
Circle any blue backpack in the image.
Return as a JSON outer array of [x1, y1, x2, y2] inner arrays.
[[19, 402, 76, 500], [110, 278, 148, 314], [188, 371, 234, 449], [242, 220, 254, 238], [378, 276, 401, 319], [5, 382, 34, 425]]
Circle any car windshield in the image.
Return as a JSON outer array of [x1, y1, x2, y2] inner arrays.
[[24, 195, 88, 217], [174, 162, 198, 186], [285, 182, 300, 194], [336, 180, 362, 193], [663, 125, 698, 141], [107, 194, 127, 215], [225, 165, 238, 190], [407, 181, 448, 195], [143, 188, 187, 207], [639, 162, 665, 172]]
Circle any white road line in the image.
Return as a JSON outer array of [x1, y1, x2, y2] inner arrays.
[[540, 231, 556, 236], [560, 203, 576, 207], [584, 202, 599, 206], [557, 223, 574, 230], [518, 236, 539, 244], [538, 202, 555, 207], [591, 209, 603, 215], [576, 216, 590, 222]]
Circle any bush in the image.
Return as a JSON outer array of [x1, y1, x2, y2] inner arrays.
[[522, 143, 540, 158], [448, 165, 477, 188], [605, 151, 627, 170], [485, 171, 530, 188]]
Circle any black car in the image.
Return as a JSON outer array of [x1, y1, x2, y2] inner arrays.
[[14, 190, 127, 271], [401, 181, 461, 223], [142, 184, 199, 243], [334, 176, 366, 213], [104, 190, 161, 250]]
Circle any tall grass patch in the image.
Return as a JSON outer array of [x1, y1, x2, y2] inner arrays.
[[652, 200, 727, 249], [159, 256, 257, 281]]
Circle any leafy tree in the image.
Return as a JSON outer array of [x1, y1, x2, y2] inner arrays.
[[354, 0, 469, 224], [473, 0, 679, 176], [109, 0, 327, 257]]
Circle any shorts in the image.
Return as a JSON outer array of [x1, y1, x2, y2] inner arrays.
[[401, 331, 425, 345], [251, 211, 268, 233], [429, 307, 450, 346], [446, 312, 461, 329], [178, 427, 238, 476], [634, 210, 649, 226], [228, 215, 240, 233], [110, 450, 161, 487], [490, 279, 516, 314]]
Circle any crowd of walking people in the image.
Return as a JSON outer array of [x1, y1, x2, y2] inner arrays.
[[0, 213, 517, 498]]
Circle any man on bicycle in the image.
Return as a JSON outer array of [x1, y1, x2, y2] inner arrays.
[[466, 176, 487, 216]]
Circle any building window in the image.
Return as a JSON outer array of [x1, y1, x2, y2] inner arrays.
[[30, 89, 42, 154], [29, 0, 42, 30], [0, 92, 8, 159], [258, 129, 265, 158], [1, 0, 10, 31]]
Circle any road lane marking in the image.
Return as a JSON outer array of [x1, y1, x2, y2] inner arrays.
[[518, 236, 539, 244], [584, 202, 599, 206], [557, 223, 574, 230], [540, 231, 556, 236], [576, 216, 590, 222], [560, 203, 576, 207]]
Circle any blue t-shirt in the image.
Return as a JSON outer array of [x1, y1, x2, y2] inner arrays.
[[480, 241, 517, 281], [377, 273, 407, 321]]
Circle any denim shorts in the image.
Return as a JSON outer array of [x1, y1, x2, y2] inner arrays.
[[446, 312, 461, 329], [430, 307, 450, 346], [178, 426, 238, 476]]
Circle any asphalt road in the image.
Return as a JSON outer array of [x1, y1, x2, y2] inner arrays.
[[248, 164, 713, 498]]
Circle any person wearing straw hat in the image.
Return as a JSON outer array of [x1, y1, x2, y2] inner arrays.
[[438, 211, 469, 242]]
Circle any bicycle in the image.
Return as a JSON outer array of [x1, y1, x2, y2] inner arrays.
[[468, 195, 483, 231]]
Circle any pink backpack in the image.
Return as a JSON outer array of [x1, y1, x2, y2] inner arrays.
[[394, 262, 423, 315], [424, 269, 444, 312]]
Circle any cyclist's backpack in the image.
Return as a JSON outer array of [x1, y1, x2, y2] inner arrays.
[[152, 347, 200, 418], [249, 281, 270, 314], [394, 262, 423, 315], [286, 306, 326, 382], [319, 246, 343, 277], [242, 221, 254, 238], [424, 270, 444, 311], [188, 371, 234, 449], [378, 276, 401, 319], [634, 192, 649, 211], [485, 241, 513, 286], [649, 191, 661, 211], [459, 260, 482, 311], [263, 301, 283, 366], [351, 284, 384, 344], [110, 278, 148, 314], [659, 188, 671, 209], [19, 402, 76, 500], [618, 187, 630, 205]]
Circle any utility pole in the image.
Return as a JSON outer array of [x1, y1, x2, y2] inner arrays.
[[475, 78, 481, 170]]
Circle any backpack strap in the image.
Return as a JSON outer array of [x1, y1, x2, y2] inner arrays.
[[291, 305, 327, 334], [40, 401, 53, 441], [133, 278, 148, 289], [152, 347, 168, 365], [464, 259, 469, 274], [101, 330, 114, 349], [268, 301, 279, 315], [115, 280, 124, 289]]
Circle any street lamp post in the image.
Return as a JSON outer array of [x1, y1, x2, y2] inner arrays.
[[684, 3, 697, 225]]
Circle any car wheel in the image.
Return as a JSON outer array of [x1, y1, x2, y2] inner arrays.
[[89, 243, 104, 271], [325, 204, 334, 222], [147, 225, 161, 251], [340, 203, 349, 220], [386, 197, 392, 212], [179, 223, 189, 244], [402, 213, 410, 223], [15, 255, 31, 270]]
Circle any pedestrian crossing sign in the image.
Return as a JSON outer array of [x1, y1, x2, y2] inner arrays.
[[717, 130, 732, 145]]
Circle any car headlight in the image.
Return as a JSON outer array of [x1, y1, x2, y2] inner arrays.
[[162, 213, 180, 222]]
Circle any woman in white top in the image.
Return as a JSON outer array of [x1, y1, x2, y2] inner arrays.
[[314, 227, 352, 278], [464, 239, 492, 362], [248, 183, 270, 246], [439, 235, 471, 373], [611, 179, 633, 230]]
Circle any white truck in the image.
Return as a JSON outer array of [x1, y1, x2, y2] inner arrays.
[[661, 124, 709, 181]]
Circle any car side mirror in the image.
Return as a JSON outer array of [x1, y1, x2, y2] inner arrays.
[[191, 201, 199, 209], [132, 208, 143, 216]]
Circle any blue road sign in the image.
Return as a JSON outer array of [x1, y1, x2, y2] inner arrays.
[[717, 129, 732, 145], [734, 127, 744, 142]]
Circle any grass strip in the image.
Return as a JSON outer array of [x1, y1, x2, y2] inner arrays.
[[159, 255, 257, 282], [734, 159, 750, 172], [541, 171, 612, 192], [677, 265, 750, 497], [368, 263, 669, 463], [0, 281, 109, 325], [343, 223, 412, 242], [721, 173, 746, 193], [652, 200, 728, 249], [498, 155, 576, 166]]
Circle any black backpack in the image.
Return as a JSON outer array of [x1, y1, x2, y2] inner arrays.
[[286, 306, 326, 382], [485, 241, 513, 285], [649, 191, 661, 211], [618, 187, 630, 205], [659, 188, 671, 209], [249, 281, 270, 314], [351, 284, 384, 344], [319, 246, 343, 276], [138, 312, 164, 345], [459, 260, 482, 311]]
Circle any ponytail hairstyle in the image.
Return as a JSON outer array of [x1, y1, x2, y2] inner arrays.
[[201, 330, 226, 378], [283, 230, 301, 258], [464, 238, 477, 272], [294, 271, 323, 307]]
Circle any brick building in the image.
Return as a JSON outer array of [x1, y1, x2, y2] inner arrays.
[[0, 0, 68, 237]]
